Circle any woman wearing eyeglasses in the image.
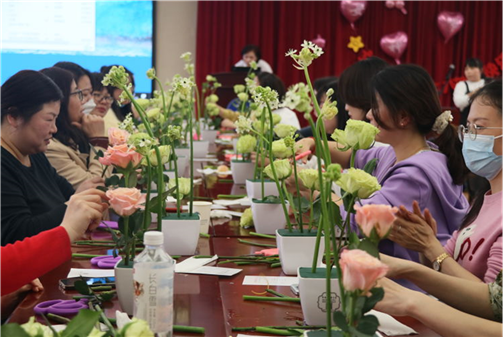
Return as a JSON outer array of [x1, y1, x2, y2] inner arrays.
[[40, 67, 111, 190], [89, 72, 121, 132], [390, 80, 502, 283]]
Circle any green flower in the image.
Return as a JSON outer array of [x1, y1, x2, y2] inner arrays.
[[272, 139, 294, 159], [252, 86, 279, 111], [234, 84, 246, 94], [250, 60, 258, 70], [128, 132, 157, 155], [236, 135, 257, 154], [172, 75, 195, 98], [102, 65, 129, 87], [206, 102, 220, 116], [146, 108, 161, 121], [286, 41, 324, 70], [336, 168, 381, 199], [252, 119, 268, 134], [118, 83, 133, 104], [207, 94, 219, 103], [240, 208, 254, 228], [119, 114, 136, 133], [146, 145, 171, 166], [136, 98, 151, 111], [184, 63, 194, 75], [237, 92, 249, 102], [168, 177, 191, 199], [320, 88, 338, 121], [323, 163, 342, 182], [298, 169, 320, 190], [272, 114, 281, 125], [263, 159, 292, 180], [206, 75, 217, 82], [274, 124, 297, 138], [213, 82, 222, 89], [88, 328, 107, 337], [21, 317, 53, 337], [146, 68, 156, 80], [121, 318, 154, 337], [167, 125, 182, 141], [331, 120, 380, 151], [180, 52, 192, 62]]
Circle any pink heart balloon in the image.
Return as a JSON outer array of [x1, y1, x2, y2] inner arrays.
[[311, 34, 326, 49], [437, 11, 464, 43], [380, 31, 408, 64], [340, 1, 368, 30]]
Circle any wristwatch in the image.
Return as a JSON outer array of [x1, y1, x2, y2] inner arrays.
[[432, 252, 450, 271]]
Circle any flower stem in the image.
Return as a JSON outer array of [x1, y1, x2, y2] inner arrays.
[[243, 295, 300, 303], [123, 216, 130, 266], [189, 101, 194, 216], [238, 239, 277, 248], [171, 144, 181, 217], [308, 190, 315, 231], [249, 232, 276, 239], [144, 156, 152, 231], [255, 327, 300, 336], [173, 325, 205, 334], [292, 155, 303, 232]]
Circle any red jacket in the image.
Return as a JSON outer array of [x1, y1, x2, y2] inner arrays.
[[1, 226, 71, 295]]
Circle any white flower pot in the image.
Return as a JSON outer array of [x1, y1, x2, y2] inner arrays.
[[161, 213, 201, 255], [276, 229, 324, 275], [191, 140, 209, 158], [298, 267, 341, 326], [114, 261, 134, 315], [174, 146, 190, 159], [230, 160, 255, 184], [232, 137, 239, 152], [176, 155, 188, 176], [201, 129, 218, 143], [246, 179, 279, 200], [251, 200, 288, 234]]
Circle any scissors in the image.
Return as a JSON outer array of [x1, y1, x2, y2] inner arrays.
[[90, 255, 122, 269], [295, 150, 312, 162], [34, 298, 89, 316]]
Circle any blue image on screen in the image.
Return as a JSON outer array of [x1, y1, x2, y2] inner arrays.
[[1, 1, 154, 94]]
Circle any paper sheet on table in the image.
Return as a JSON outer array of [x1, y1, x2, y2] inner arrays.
[[182, 204, 227, 211], [370, 310, 418, 336], [210, 210, 243, 219], [196, 168, 232, 176], [213, 197, 250, 206], [175, 255, 218, 273], [67, 268, 115, 278], [243, 275, 298, 286], [183, 266, 241, 276], [193, 156, 217, 162]]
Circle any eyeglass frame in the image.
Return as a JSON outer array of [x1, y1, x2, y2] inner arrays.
[[69, 89, 83, 101], [457, 124, 503, 142], [92, 92, 114, 103]]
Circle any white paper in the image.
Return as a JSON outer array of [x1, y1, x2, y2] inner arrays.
[[174, 255, 218, 273], [213, 197, 250, 206], [226, 211, 244, 217], [67, 268, 115, 278], [243, 275, 299, 286], [196, 168, 233, 176], [370, 310, 418, 336], [237, 335, 275, 337], [193, 157, 217, 162], [183, 266, 241, 276], [182, 204, 226, 210]]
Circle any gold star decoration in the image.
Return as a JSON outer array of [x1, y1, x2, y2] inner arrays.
[[347, 36, 365, 53]]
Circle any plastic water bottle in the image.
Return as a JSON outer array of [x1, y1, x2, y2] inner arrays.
[[133, 231, 175, 337]]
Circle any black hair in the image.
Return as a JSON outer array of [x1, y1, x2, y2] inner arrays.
[[100, 65, 136, 88], [370, 64, 468, 185], [100, 65, 136, 121], [54, 61, 93, 89], [257, 72, 286, 101], [318, 79, 348, 131], [465, 58, 484, 70], [1, 70, 63, 123], [459, 80, 503, 230], [40, 67, 90, 154], [338, 57, 389, 114], [313, 76, 337, 99], [90, 72, 113, 96], [241, 45, 262, 61]]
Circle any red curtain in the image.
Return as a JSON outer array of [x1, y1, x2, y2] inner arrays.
[[196, 1, 502, 124]]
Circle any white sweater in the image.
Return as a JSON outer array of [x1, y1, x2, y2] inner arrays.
[[453, 79, 485, 110]]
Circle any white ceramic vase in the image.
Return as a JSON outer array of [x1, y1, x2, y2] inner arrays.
[[174, 146, 190, 159], [251, 199, 288, 234], [161, 213, 201, 255], [201, 129, 218, 143], [245, 179, 279, 200], [275, 229, 324, 275], [114, 262, 134, 315], [230, 160, 255, 184], [191, 140, 210, 158]]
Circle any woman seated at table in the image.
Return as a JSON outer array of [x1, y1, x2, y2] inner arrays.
[[390, 80, 502, 283], [295, 65, 469, 277], [1, 70, 103, 246], [234, 44, 273, 73], [41, 67, 111, 190], [54, 61, 94, 107], [89, 72, 120, 132], [1, 189, 107, 296]]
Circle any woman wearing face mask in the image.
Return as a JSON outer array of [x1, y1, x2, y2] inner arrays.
[[390, 80, 502, 283], [41, 67, 110, 190], [89, 72, 120, 132]]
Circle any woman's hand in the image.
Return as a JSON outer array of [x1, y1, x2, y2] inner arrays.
[[250, 152, 270, 168], [374, 277, 422, 317], [75, 176, 105, 194], [73, 114, 105, 138], [380, 253, 416, 279], [294, 138, 315, 159], [388, 201, 440, 254]]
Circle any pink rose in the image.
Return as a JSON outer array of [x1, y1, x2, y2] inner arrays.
[[99, 144, 142, 169], [108, 127, 130, 146], [354, 204, 398, 239], [106, 188, 146, 217], [339, 249, 389, 292]]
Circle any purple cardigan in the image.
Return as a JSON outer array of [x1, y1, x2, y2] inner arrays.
[[340, 143, 469, 268]]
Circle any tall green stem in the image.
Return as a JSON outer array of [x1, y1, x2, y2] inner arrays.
[[308, 190, 315, 232], [143, 156, 152, 231], [292, 154, 303, 232], [123, 216, 131, 266], [189, 101, 194, 216], [171, 145, 181, 217]]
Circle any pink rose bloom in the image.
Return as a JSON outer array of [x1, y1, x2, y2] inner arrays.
[[108, 127, 130, 146], [339, 249, 389, 293], [354, 204, 398, 238], [99, 144, 142, 169], [106, 188, 146, 217]]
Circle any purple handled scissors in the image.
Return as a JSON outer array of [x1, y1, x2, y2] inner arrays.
[[34, 298, 88, 316], [90, 255, 122, 269]]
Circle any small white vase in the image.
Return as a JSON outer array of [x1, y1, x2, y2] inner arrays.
[[191, 140, 210, 158], [114, 261, 134, 315], [174, 146, 190, 159], [246, 179, 279, 200], [201, 129, 218, 143], [276, 229, 324, 275], [232, 137, 239, 152], [230, 160, 255, 184], [251, 199, 288, 234], [161, 213, 201, 255], [298, 267, 341, 326], [176, 155, 188, 176]]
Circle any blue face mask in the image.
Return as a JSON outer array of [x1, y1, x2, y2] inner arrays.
[[462, 134, 502, 180]]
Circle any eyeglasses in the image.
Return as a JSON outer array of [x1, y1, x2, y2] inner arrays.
[[458, 124, 503, 142], [70, 89, 83, 101], [93, 93, 114, 103]]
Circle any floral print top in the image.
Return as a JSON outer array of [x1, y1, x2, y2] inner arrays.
[[489, 269, 503, 322]]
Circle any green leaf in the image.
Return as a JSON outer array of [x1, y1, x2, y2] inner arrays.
[[98, 291, 116, 302], [362, 288, 385, 314], [1, 324, 31, 337], [332, 311, 349, 332], [60, 309, 101, 337], [105, 175, 121, 187], [327, 201, 342, 228], [348, 325, 374, 337], [74, 280, 91, 295], [348, 232, 360, 247], [127, 173, 138, 188], [356, 314, 379, 336], [148, 186, 176, 213], [362, 158, 378, 175], [357, 238, 380, 258], [96, 185, 108, 193]]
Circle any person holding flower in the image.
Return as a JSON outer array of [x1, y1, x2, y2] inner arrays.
[[41, 67, 111, 189], [389, 80, 502, 283]]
